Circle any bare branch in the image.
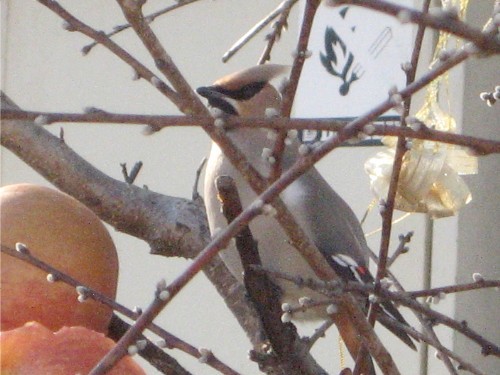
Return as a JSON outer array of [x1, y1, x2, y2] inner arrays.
[[115, 0, 208, 116], [192, 158, 207, 201], [3, 108, 499, 155], [268, 0, 319, 183], [36, 0, 182, 105], [222, 0, 299, 63], [108, 315, 193, 375], [82, 0, 203, 55], [329, 0, 500, 53], [88, 190, 266, 374], [408, 279, 500, 299], [259, 267, 500, 359], [121, 161, 143, 184], [258, 0, 299, 64], [379, 316, 487, 375], [387, 232, 413, 267], [359, 3, 432, 371], [1, 93, 207, 259]]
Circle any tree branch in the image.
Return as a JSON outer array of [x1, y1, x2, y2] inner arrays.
[[1, 93, 207, 258], [4, 109, 498, 155], [115, 0, 208, 116], [258, 0, 299, 64], [269, 0, 319, 183]]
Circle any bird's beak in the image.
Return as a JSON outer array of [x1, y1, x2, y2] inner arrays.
[[196, 86, 223, 100], [196, 86, 238, 115]]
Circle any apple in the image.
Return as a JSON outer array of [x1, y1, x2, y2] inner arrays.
[[1, 322, 145, 374], [1, 184, 119, 333]]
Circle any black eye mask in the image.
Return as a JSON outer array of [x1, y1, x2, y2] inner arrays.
[[197, 81, 267, 115], [212, 81, 267, 101]]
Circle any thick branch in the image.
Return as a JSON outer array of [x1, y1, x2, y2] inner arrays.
[[215, 175, 326, 375], [0, 92, 267, 357], [1, 93, 207, 258]]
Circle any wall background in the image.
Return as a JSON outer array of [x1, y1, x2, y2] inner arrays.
[[1, 1, 498, 374]]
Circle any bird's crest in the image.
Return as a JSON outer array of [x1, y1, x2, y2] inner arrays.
[[214, 64, 290, 90]]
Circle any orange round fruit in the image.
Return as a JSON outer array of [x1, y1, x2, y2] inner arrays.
[[1, 184, 119, 333], [1, 322, 145, 374]]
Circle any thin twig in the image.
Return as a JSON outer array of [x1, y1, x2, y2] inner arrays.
[[3, 108, 499, 155], [121, 161, 143, 184], [379, 316, 487, 375], [108, 315, 193, 375], [36, 0, 182, 106], [366, 247, 492, 375], [259, 266, 500, 358], [376, 288, 500, 358], [302, 319, 336, 353], [408, 279, 500, 298], [222, 0, 296, 63], [258, 0, 299, 64], [82, 0, 202, 55], [363, 0, 455, 371], [387, 231, 413, 267], [115, 0, 208, 116]]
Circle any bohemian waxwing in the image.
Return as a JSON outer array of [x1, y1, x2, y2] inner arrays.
[[198, 64, 416, 374]]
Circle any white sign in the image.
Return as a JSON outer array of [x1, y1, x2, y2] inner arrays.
[[295, 2, 415, 124]]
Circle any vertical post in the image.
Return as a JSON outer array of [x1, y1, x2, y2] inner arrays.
[[419, 214, 434, 375]]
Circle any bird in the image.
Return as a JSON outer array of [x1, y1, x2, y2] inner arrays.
[[197, 64, 416, 373]]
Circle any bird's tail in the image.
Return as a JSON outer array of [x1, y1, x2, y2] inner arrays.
[[377, 299, 418, 350], [356, 270, 417, 351]]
